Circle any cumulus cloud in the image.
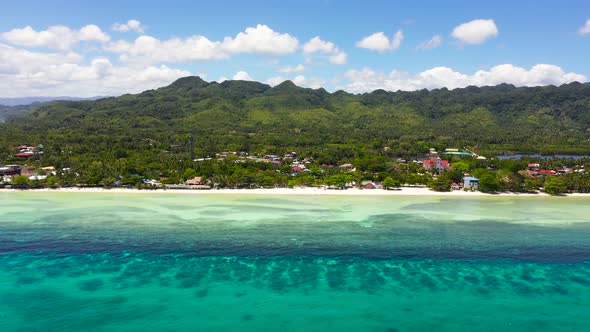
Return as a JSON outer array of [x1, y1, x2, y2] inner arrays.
[[302, 36, 347, 64], [303, 36, 335, 53], [278, 64, 305, 73], [266, 74, 325, 89], [221, 24, 298, 55], [417, 35, 443, 50], [106, 35, 226, 62], [451, 19, 498, 45], [579, 19, 590, 35], [106, 24, 299, 63], [356, 30, 403, 51], [232, 71, 254, 81], [112, 19, 145, 33], [1, 25, 110, 50], [0, 42, 190, 97], [340, 64, 586, 93], [0, 43, 83, 74], [328, 52, 347, 65]]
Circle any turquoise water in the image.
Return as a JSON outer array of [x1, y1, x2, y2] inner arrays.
[[0, 193, 589, 331]]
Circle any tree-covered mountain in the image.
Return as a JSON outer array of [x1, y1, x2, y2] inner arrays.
[[0, 103, 45, 122], [0, 96, 108, 106], [2, 77, 590, 166]]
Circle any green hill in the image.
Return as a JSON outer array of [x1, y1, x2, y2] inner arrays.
[[2, 77, 590, 168]]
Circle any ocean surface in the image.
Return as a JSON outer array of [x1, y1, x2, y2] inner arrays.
[[0, 192, 589, 331]]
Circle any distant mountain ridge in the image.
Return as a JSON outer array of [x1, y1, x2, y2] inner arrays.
[[2, 76, 590, 157], [0, 96, 108, 106]]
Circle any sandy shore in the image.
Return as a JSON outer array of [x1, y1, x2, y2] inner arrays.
[[2, 186, 589, 197]]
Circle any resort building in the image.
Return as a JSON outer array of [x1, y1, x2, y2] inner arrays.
[[463, 177, 479, 190], [423, 157, 450, 173]]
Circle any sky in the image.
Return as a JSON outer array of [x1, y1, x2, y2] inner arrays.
[[1, 0, 589, 97]]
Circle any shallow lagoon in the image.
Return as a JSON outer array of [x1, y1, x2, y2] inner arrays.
[[1, 192, 589, 331]]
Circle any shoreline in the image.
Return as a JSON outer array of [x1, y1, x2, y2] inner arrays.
[[1, 186, 590, 197]]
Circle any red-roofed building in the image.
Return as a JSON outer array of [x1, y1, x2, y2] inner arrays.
[[292, 166, 303, 173], [423, 157, 450, 173], [539, 170, 556, 176], [185, 176, 203, 185]]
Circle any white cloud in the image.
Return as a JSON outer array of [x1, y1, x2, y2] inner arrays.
[[0, 42, 190, 97], [266, 75, 325, 89], [417, 35, 442, 50], [451, 19, 498, 45], [0, 43, 83, 74], [340, 64, 586, 93], [78, 25, 111, 43], [112, 19, 145, 33], [221, 24, 298, 55], [1, 25, 110, 50], [106, 35, 226, 62], [278, 64, 305, 73], [294, 75, 325, 89], [302, 36, 347, 64], [303, 36, 336, 53], [232, 71, 254, 81], [391, 30, 404, 50], [356, 32, 390, 51], [579, 19, 590, 35], [266, 76, 287, 86], [329, 51, 347, 65], [106, 24, 299, 63], [356, 30, 403, 52]]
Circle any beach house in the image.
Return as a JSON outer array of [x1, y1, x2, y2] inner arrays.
[[463, 177, 479, 190]]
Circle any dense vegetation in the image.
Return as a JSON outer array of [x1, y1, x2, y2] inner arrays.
[[0, 103, 45, 122], [1, 76, 590, 193]]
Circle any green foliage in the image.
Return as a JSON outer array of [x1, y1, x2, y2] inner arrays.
[[479, 173, 501, 193], [428, 176, 451, 192], [382, 177, 401, 189], [12, 175, 29, 186], [543, 176, 567, 195], [323, 173, 354, 189], [45, 176, 58, 188]]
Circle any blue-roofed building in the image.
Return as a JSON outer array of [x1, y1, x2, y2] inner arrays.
[[463, 177, 479, 190]]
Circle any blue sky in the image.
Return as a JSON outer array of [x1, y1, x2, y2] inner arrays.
[[1, 0, 589, 96]]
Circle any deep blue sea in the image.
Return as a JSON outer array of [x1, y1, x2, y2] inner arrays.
[[1, 192, 589, 331]]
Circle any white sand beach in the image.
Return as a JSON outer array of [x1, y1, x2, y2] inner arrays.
[[2, 186, 590, 197]]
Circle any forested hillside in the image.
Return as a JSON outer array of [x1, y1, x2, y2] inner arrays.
[[0, 103, 45, 122], [1, 77, 590, 169]]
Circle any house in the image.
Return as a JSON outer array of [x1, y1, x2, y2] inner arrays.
[[291, 166, 303, 175], [185, 176, 203, 185], [143, 179, 162, 187], [339, 163, 355, 171], [451, 182, 461, 190], [539, 170, 556, 176], [12, 145, 39, 158], [463, 177, 479, 190], [527, 163, 540, 171], [423, 157, 450, 173], [20, 166, 37, 177], [555, 167, 573, 175], [362, 182, 376, 189], [41, 166, 57, 176], [0, 165, 21, 176]]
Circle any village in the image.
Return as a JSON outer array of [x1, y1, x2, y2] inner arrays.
[[1, 143, 586, 193]]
